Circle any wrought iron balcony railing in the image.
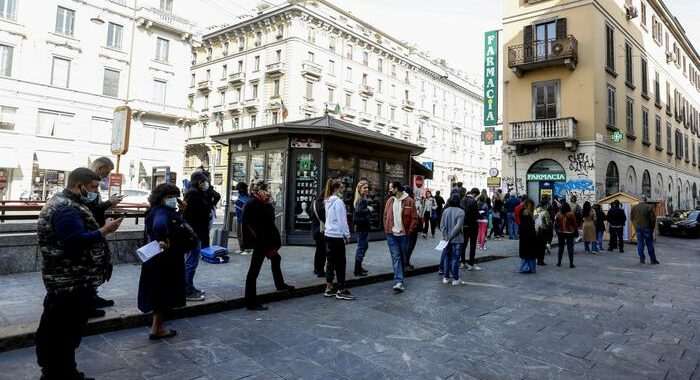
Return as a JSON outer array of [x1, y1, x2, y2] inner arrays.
[[508, 36, 578, 76]]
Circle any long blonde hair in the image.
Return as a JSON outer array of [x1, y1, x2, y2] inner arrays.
[[353, 180, 368, 208]]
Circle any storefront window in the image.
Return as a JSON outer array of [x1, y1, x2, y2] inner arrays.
[[384, 161, 405, 196], [250, 153, 265, 183], [267, 151, 285, 218], [232, 155, 246, 183], [327, 153, 355, 218], [358, 158, 382, 231], [293, 152, 319, 231]]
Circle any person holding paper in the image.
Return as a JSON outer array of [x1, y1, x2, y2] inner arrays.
[[36, 168, 123, 380], [138, 184, 191, 340], [439, 194, 465, 285]]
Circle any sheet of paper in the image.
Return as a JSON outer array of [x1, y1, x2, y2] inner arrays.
[[137, 241, 163, 263], [435, 240, 448, 251]]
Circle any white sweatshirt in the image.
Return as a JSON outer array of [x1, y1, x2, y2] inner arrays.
[[324, 195, 350, 238]]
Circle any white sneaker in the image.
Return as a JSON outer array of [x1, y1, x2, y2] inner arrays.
[[467, 265, 483, 271], [459, 263, 467, 269], [442, 277, 450, 284], [451, 279, 465, 286], [393, 282, 405, 293]]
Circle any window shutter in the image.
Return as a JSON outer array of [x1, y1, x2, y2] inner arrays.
[[524, 25, 533, 62], [556, 18, 567, 40]]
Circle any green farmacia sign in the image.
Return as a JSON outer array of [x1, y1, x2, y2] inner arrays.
[[526, 173, 567, 181], [483, 30, 499, 126]]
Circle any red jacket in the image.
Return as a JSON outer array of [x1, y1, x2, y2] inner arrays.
[[514, 203, 523, 225], [383, 195, 419, 235]]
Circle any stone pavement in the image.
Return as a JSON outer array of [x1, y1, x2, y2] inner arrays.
[[0, 235, 698, 379], [0, 235, 517, 350]]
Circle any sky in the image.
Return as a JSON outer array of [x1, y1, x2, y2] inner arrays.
[[192, 0, 700, 80]]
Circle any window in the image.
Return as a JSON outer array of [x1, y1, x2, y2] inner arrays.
[[684, 134, 689, 162], [641, 57, 648, 96], [626, 97, 634, 136], [642, 170, 651, 198], [276, 25, 283, 40], [238, 37, 245, 52], [346, 44, 352, 59], [106, 23, 123, 50], [363, 52, 368, 65], [345, 93, 351, 107], [346, 66, 352, 82], [254, 56, 260, 71], [362, 73, 367, 85], [327, 87, 334, 103], [206, 47, 212, 61], [605, 24, 615, 72], [308, 51, 314, 63], [0, 106, 17, 130], [0, 0, 17, 21], [205, 69, 210, 80], [219, 90, 225, 106], [329, 36, 336, 52], [378, 59, 383, 73], [391, 64, 396, 78], [203, 95, 208, 109], [272, 111, 279, 124], [641, 1, 647, 27], [275, 50, 281, 62], [675, 129, 683, 158], [534, 21, 556, 58], [223, 42, 229, 56], [252, 83, 258, 99], [607, 84, 616, 128], [362, 99, 367, 112], [666, 81, 671, 114], [160, 0, 172, 13], [237, 60, 243, 72], [625, 42, 633, 85], [0, 44, 13, 77], [102, 68, 119, 97], [652, 16, 662, 44], [255, 32, 262, 47], [390, 107, 396, 121], [307, 28, 315, 43], [305, 81, 313, 99], [667, 122, 672, 152], [37, 110, 74, 138], [377, 79, 382, 93], [328, 60, 335, 75], [51, 57, 70, 88], [155, 38, 169, 62], [153, 79, 166, 104], [235, 87, 241, 102], [376, 103, 382, 116], [273, 79, 280, 97], [532, 81, 559, 120], [250, 114, 256, 128], [221, 64, 227, 79], [605, 161, 619, 196], [654, 71, 660, 106], [55, 6, 75, 36]]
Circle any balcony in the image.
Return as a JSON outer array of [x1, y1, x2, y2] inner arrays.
[[127, 99, 197, 122], [342, 107, 357, 119], [135, 7, 196, 38], [509, 117, 577, 148], [358, 84, 374, 97], [197, 80, 212, 93], [418, 110, 431, 120], [227, 101, 242, 114], [508, 35, 578, 77], [301, 61, 322, 80], [266, 62, 285, 77], [228, 72, 245, 85], [402, 99, 415, 111], [374, 115, 388, 125], [242, 99, 258, 111], [359, 112, 372, 122]]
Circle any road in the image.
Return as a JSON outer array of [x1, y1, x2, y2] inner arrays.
[[0, 236, 698, 380]]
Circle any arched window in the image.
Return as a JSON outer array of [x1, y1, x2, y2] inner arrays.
[[605, 161, 619, 196], [626, 166, 637, 194], [655, 173, 664, 199], [642, 170, 651, 198]]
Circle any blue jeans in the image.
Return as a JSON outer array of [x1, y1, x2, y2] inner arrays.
[[386, 234, 408, 284], [519, 259, 536, 273], [594, 230, 604, 251], [442, 243, 462, 281], [636, 228, 657, 263], [584, 241, 594, 253], [184, 239, 202, 294], [507, 212, 519, 239], [439, 246, 447, 275], [355, 231, 369, 262]]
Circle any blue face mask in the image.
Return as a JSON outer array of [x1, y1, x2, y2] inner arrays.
[[202, 182, 210, 191], [80, 186, 98, 203], [164, 198, 178, 209]]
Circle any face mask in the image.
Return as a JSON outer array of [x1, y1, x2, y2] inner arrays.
[[164, 198, 178, 209], [80, 185, 98, 203], [202, 182, 210, 191]]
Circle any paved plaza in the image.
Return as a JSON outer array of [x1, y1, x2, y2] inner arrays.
[[0, 236, 699, 379]]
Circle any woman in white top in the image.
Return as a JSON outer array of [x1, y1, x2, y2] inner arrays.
[[323, 179, 355, 300]]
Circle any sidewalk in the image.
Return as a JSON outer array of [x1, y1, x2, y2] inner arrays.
[[0, 236, 518, 351]]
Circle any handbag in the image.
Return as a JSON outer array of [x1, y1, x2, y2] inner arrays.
[[246, 225, 280, 259]]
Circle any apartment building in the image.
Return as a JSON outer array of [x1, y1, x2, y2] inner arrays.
[[0, 0, 197, 200], [502, 0, 700, 210], [187, 0, 500, 194]]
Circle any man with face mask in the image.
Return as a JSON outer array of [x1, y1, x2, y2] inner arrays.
[[36, 167, 123, 380], [86, 157, 123, 316], [182, 172, 212, 301]]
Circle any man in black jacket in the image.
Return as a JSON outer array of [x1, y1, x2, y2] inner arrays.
[[607, 200, 627, 252], [309, 195, 326, 278], [460, 187, 482, 271], [197, 168, 221, 248], [182, 172, 211, 301]]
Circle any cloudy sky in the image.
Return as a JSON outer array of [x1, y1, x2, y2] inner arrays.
[[192, 0, 700, 80]]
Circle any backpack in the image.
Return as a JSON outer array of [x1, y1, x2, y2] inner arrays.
[[313, 200, 325, 233]]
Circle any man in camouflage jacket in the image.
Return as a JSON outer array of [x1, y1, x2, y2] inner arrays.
[[35, 168, 123, 380]]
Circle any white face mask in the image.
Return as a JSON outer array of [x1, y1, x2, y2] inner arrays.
[[164, 198, 178, 209]]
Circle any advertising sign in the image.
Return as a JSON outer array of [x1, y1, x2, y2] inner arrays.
[[111, 106, 132, 155], [526, 173, 566, 181], [483, 30, 499, 126], [108, 173, 123, 198], [486, 177, 502, 187]]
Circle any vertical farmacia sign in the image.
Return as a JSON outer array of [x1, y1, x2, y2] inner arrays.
[[483, 30, 499, 126]]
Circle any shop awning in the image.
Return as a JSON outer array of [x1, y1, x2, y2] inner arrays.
[[411, 158, 433, 179], [34, 151, 76, 171], [0, 147, 18, 168]]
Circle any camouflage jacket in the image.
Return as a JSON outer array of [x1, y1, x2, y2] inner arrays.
[[37, 190, 111, 293]]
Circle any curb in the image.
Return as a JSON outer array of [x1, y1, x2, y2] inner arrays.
[[0, 255, 508, 352]]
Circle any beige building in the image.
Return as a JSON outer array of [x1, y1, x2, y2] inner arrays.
[[502, 0, 699, 210]]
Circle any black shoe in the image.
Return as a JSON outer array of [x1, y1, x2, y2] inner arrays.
[[276, 284, 295, 291], [607, 248, 614, 252], [88, 308, 106, 319], [619, 250, 624, 253], [335, 289, 356, 300], [406, 264, 415, 271], [569, 264, 576, 268], [92, 296, 114, 308], [651, 260, 660, 265], [556, 262, 561, 267], [247, 304, 268, 311], [538, 262, 547, 266], [316, 271, 326, 278]]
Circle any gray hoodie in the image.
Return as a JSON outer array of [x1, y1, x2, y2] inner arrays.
[[440, 206, 465, 244]]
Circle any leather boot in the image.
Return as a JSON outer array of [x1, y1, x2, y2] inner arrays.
[[354, 261, 368, 277]]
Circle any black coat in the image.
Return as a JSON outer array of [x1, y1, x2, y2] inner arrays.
[[435, 195, 445, 214], [353, 197, 371, 233], [182, 186, 211, 243], [86, 193, 111, 227], [460, 195, 479, 229], [138, 206, 187, 313], [607, 206, 627, 227], [594, 209, 606, 232], [518, 209, 538, 260], [309, 197, 326, 239], [241, 197, 282, 251]]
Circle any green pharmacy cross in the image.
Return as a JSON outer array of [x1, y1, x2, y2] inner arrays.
[[481, 127, 503, 145], [610, 131, 624, 143]]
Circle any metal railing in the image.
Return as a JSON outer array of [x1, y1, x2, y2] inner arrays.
[[128, 99, 195, 119], [509, 117, 577, 143], [508, 35, 578, 68], [0, 201, 149, 224]]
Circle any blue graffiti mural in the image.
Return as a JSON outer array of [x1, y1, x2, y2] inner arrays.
[[554, 178, 596, 203]]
